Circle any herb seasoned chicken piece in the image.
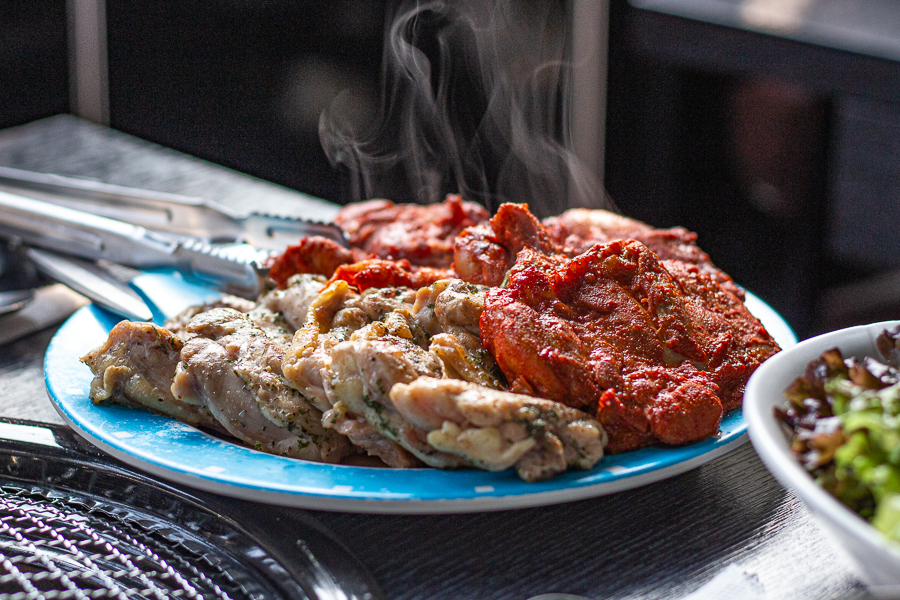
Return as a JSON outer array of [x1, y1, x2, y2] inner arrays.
[[256, 273, 329, 331], [282, 281, 426, 466], [391, 377, 607, 481], [164, 295, 256, 339], [282, 280, 415, 412], [172, 307, 350, 462], [411, 279, 503, 388], [166, 274, 328, 346], [325, 320, 464, 468], [81, 321, 225, 434]]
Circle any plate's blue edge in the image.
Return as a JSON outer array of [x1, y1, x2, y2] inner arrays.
[[43, 272, 796, 511]]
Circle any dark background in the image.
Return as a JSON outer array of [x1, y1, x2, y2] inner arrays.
[[3, 0, 900, 341]]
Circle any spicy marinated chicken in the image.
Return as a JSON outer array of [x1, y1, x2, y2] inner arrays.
[[452, 203, 559, 287], [453, 203, 742, 298], [663, 259, 780, 411], [544, 208, 745, 298], [334, 194, 490, 268], [328, 258, 453, 292], [270, 194, 488, 292], [267, 236, 370, 288], [479, 240, 777, 453], [543, 208, 710, 267]]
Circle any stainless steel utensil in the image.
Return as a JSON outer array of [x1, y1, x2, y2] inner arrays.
[[0, 190, 269, 300], [24, 248, 152, 321], [0, 165, 348, 250]]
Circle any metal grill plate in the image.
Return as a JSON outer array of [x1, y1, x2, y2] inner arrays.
[[0, 419, 381, 600]]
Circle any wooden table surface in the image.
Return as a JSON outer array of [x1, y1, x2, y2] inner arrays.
[[0, 114, 874, 600]]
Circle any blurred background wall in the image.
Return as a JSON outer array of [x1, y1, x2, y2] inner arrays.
[[2, 0, 900, 341], [0, 1, 69, 129]]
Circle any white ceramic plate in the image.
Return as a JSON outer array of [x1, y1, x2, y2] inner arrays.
[[45, 271, 796, 514], [745, 320, 900, 596]]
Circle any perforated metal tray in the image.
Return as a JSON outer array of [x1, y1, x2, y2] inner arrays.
[[0, 418, 381, 600]]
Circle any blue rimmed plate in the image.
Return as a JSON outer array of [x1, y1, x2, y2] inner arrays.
[[44, 271, 797, 513]]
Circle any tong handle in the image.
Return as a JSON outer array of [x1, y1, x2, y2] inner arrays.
[[0, 191, 265, 299], [0, 190, 177, 263], [0, 165, 348, 249]]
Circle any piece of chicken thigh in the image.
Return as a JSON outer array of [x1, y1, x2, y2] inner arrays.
[[391, 377, 607, 482], [172, 307, 350, 462]]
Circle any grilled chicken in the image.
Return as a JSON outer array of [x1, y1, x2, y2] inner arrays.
[[663, 259, 780, 411], [543, 207, 744, 299], [334, 194, 490, 268], [282, 276, 508, 468], [453, 202, 742, 298], [81, 320, 225, 433], [171, 307, 350, 462], [282, 280, 413, 412], [164, 295, 256, 339], [391, 377, 606, 481], [411, 279, 503, 388], [452, 204, 559, 287], [325, 320, 458, 467], [267, 236, 368, 288], [480, 242, 727, 453], [281, 280, 430, 466], [81, 195, 785, 480], [256, 273, 329, 331]]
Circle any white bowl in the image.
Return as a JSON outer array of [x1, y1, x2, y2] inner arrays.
[[744, 320, 900, 598]]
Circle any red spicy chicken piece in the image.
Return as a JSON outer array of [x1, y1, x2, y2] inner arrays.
[[267, 236, 371, 288], [334, 194, 490, 268], [453, 203, 560, 287], [454, 202, 742, 299], [327, 258, 453, 292], [543, 208, 707, 264], [480, 241, 723, 453], [663, 259, 780, 411], [543, 207, 744, 299]]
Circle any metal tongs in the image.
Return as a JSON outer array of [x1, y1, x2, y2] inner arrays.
[[0, 165, 347, 250], [0, 167, 348, 321]]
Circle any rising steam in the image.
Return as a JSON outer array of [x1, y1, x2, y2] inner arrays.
[[318, 0, 610, 217]]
